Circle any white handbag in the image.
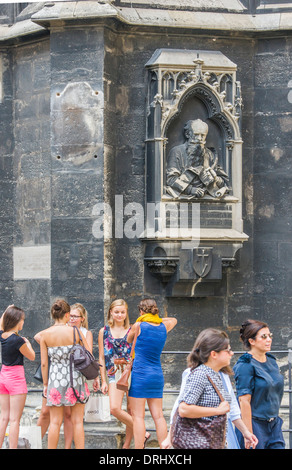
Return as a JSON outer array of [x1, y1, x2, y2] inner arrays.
[[84, 393, 111, 423], [4, 417, 42, 449]]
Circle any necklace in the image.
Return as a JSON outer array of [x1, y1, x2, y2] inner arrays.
[[53, 323, 66, 327], [12, 330, 19, 336]]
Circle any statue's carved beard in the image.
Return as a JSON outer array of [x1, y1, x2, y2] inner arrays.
[[186, 143, 204, 166]]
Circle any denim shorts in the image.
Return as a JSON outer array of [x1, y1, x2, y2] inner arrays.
[[108, 374, 116, 385]]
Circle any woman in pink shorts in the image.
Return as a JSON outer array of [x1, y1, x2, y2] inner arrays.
[[0, 305, 35, 448]]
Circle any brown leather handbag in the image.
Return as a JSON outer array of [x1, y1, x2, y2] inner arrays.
[[107, 358, 128, 377], [171, 375, 227, 449], [116, 327, 138, 392]]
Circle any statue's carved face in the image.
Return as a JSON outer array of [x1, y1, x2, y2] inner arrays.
[[185, 120, 208, 146]]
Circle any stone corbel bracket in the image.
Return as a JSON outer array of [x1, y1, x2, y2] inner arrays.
[[142, 231, 248, 297]]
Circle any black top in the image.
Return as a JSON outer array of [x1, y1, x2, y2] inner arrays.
[[0, 330, 26, 366]]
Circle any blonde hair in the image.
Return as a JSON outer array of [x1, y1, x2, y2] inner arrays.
[[70, 303, 89, 329], [107, 299, 129, 328]]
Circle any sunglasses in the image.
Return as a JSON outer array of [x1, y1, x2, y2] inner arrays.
[[259, 333, 273, 339]]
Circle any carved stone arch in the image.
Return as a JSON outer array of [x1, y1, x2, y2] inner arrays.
[[162, 82, 239, 144], [163, 82, 234, 139], [182, 83, 222, 119], [162, 71, 175, 100], [219, 73, 233, 103], [149, 70, 158, 103], [162, 82, 237, 191]]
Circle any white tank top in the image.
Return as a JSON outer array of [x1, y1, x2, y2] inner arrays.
[[80, 326, 88, 337]]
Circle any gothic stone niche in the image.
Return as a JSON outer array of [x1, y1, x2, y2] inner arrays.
[[142, 49, 248, 297]]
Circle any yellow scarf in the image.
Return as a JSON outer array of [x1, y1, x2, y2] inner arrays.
[[135, 313, 162, 324]]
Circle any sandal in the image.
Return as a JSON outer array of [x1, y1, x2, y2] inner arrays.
[[143, 431, 151, 449]]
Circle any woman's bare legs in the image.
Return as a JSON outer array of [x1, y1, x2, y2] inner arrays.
[[64, 406, 73, 449], [108, 383, 133, 448], [37, 396, 50, 438], [0, 394, 10, 448], [48, 404, 84, 449], [36, 396, 73, 447], [8, 394, 27, 448], [128, 397, 146, 449], [129, 396, 167, 449], [147, 398, 167, 447], [48, 406, 63, 449], [70, 403, 85, 449], [124, 395, 134, 449]]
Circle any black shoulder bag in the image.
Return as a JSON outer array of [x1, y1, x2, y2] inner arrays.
[[69, 326, 101, 403]]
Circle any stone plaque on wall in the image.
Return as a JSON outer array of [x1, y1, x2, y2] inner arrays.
[[13, 245, 51, 280]]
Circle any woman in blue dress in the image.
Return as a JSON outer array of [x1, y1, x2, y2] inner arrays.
[[233, 319, 285, 449], [128, 299, 177, 449]]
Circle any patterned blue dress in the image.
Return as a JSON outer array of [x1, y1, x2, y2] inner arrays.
[[129, 322, 167, 398]]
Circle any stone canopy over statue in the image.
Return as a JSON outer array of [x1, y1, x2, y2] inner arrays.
[[144, 49, 247, 296], [166, 119, 230, 199]]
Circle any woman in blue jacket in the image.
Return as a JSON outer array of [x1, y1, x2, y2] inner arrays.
[[233, 319, 285, 449]]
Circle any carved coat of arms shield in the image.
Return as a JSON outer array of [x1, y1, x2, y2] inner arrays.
[[193, 248, 213, 278]]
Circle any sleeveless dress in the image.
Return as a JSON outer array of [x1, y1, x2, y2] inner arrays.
[[103, 325, 132, 378], [46, 345, 90, 406], [129, 322, 167, 399]]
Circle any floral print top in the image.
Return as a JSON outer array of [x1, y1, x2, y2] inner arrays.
[[103, 325, 132, 376]]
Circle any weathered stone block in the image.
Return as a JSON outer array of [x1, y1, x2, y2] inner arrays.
[[51, 218, 97, 243], [51, 173, 101, 217]]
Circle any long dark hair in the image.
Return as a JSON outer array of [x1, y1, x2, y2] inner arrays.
[[187, 328, 232, 375], [2, 305, 25, 332], [240, 319, 268, 350]]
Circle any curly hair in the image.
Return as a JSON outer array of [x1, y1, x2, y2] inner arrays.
[[138, 298, 159, 316]]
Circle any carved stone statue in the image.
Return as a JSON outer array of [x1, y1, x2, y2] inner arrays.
[[166, 119, 230, 199]]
